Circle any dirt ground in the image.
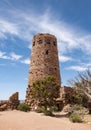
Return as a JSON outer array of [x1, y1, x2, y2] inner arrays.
[[0, 110, 91, 130]]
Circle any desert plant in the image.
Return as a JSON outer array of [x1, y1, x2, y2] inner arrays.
[[50, 105, 58, 112], [18, 103, 30, 112], [88, 102, 91, 114], [68, 69, 91, 101], [68, 104, 86, 115], [43, 110, 54, 116], [69, 113, 83, 123], [31, 76, 60, 112], [35, 106, 45, 113]]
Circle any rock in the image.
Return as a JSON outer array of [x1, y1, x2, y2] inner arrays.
[[0, 104, 7, 111], [0, 92, 19, 111]]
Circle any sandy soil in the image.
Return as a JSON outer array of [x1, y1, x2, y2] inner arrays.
[[0, 110, 91, 130]]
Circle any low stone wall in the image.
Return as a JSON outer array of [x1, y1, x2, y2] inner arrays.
[[60, 86, 75, 105], [0, 92, 19, 111]]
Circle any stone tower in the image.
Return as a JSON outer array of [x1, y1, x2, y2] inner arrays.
[[26, 33, 61, 105]]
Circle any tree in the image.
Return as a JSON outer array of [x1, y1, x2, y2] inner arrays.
[[68, 69, 91, 101], [30, 76, 60, 111]]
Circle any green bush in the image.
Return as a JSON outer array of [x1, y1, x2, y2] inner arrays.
[[69, 113, 83, 123], [88, 102, 91, 114], [35, 107, 45, 113], [43, 110, 54, 116], [18, 103, 30, 112], [50, 105, 58, 112], [68, 104, 84, 115], [73, 104, 83, 111]]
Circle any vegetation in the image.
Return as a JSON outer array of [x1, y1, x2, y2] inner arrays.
[[68, 104, 89, 123], [68, 69, 91, 113], [69, 69, 91, 101], [43, 110, 54, 116], [68, 104, 85, 115], [18, 103, 30, 112], [35, 106, 45, 113], [30, 76, 60, 115], [69, 113, 83, 123]]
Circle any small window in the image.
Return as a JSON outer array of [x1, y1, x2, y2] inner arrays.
[[38, 39, 42, 44], [33, 35, 36, 39], [45, 50, 49, 55], [53, 41, 56, 46], [33, 41, 35, 46], [46, 39, 50, 44]]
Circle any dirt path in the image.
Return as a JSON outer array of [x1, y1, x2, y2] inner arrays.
[[0, 110, 91, 130]]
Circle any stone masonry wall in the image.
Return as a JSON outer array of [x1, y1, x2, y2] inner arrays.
[[29, 33, 61, 85], [60, 86, 75, 105], [26, 33, 61, 105]]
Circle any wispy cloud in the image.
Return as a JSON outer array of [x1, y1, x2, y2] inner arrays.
[[0, 50, 30, 65], [0, 51, 22, 61], [66, 60, 91, 72], [21, 58, 30, 65], [0, 9, 91, 55], [59, 55, 73, 62], [10, 52, 22, 61], [0, 19, 19, 39], [66, 66, 87, 72], [0, 51, 9, 59]]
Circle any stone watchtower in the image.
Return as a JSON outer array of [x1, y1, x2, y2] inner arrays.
[[26, 33, 61, 105]]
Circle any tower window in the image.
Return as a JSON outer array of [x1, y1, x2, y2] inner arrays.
[[53, 41, 56, 46], [46, 39, 50, 44], [33, 41, 35, 46], [45, 50, 49, 55], [38, 39, 42, 44]]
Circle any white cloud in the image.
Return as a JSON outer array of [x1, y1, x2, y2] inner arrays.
[[0, 19, 19, 39], [0, 51, 22, 61], [21, 58, 30, 65], [59, 55, 73, 62], [0, 10, 91, 55], [66, 66, 87, 72], [10, 52, 22, 61], [0, 51, 10, 59]]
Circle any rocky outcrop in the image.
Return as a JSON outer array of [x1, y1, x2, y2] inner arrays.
[[0, 92, 19, 111]]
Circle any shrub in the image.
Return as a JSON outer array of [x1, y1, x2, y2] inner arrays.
[[50, 105, 58, 112], [88, 102, 91, 114], [18, 103, 30, 112], [68, 104, 84, 115], [69, 113, 83, 123], [35, 107, 45, 113], [43, 110, 54, 116]]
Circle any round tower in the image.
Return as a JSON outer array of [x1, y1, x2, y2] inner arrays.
[[26, 33, 61, 106], [28, 33, 61, 86]]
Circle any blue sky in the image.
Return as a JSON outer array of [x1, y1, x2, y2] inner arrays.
[[0, 0, 91, 100]]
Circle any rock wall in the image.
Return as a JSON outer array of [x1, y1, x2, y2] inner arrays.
[[60, 86, 75, 104], [0, 92, 19, 111], [29, 33, 61, 85], [56, 86, 75, 111]]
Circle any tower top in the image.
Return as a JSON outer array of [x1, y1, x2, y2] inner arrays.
[[32, 33, 57, 47], [33, 33, 57, 39]]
